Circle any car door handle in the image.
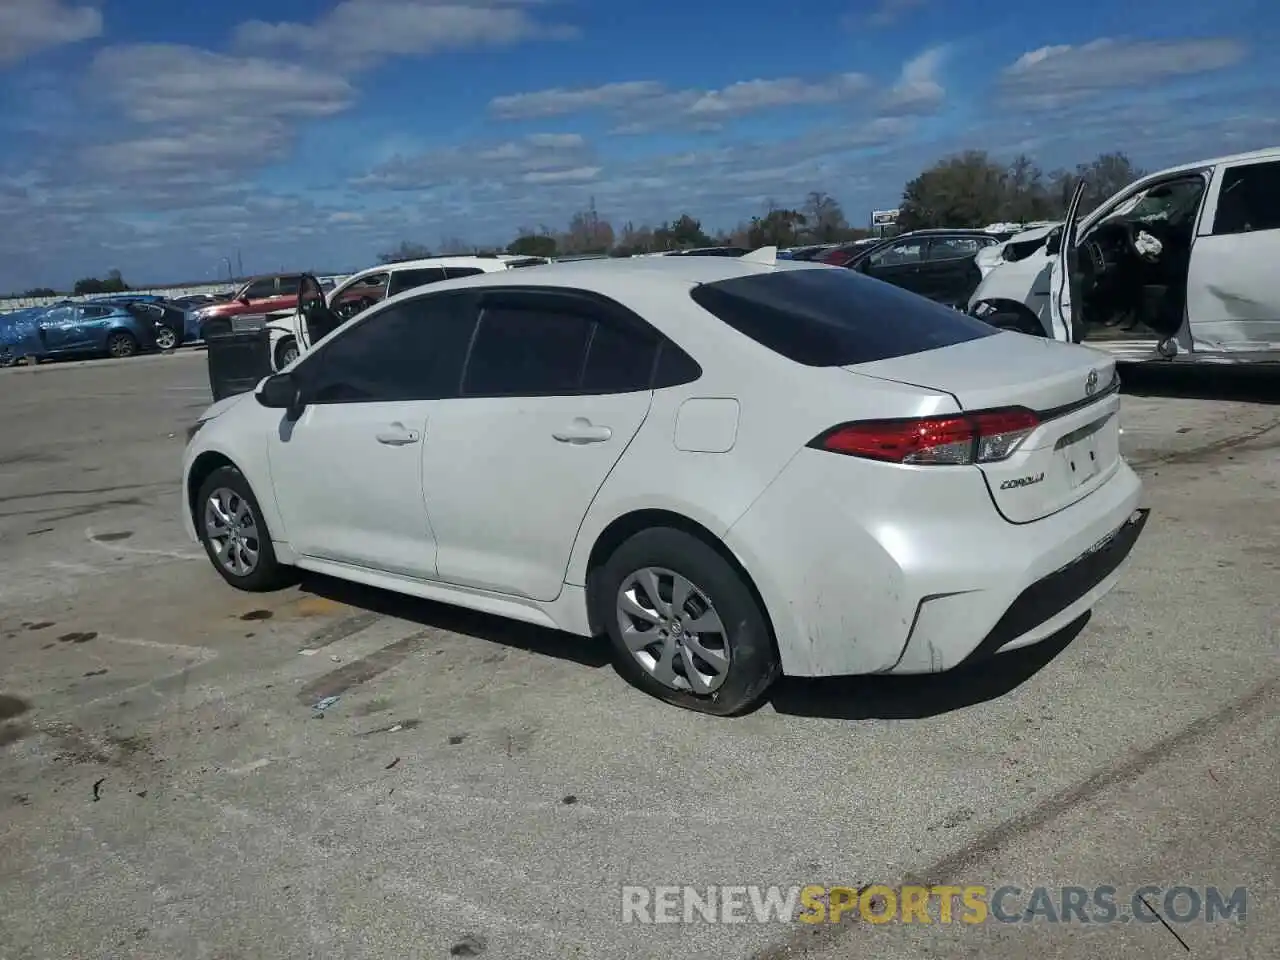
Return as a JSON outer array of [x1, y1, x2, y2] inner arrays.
[[553, 418, 612, 444], [375, 423, 420, 445]]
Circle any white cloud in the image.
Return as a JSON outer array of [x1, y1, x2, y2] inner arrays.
[[235, 0, 577, 69], [0, 0, 102, 66], [488, 72, 874, 131], [882, 46, 946, 114], [91, 45, 355, 124], [1000, 37, 1248, 108], [355, 132, 597, 190]]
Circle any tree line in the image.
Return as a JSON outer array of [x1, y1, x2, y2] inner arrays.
[[377, 150, 1143, 263], [4, 149, 1143, 296]]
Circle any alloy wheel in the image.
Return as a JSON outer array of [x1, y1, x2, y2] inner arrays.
[[204, 487, 261, 577], [616, 567, 730, 694], [154, 327, 177, 350]]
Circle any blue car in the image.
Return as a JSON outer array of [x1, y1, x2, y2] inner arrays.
[[0, 301, 160, 365]]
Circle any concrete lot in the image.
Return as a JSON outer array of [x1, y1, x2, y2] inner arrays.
[[1, 353, 1276, 960]]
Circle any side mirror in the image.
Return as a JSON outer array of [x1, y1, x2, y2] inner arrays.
[[257, 372, 305, 418], [1044, 229, 1062, 255], [238, 296, 251, 305]]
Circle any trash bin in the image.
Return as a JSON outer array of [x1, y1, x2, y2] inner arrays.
[[203, 315, 272, 402]]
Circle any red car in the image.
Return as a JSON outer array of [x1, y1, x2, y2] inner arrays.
[[192, 274, 304, 327]]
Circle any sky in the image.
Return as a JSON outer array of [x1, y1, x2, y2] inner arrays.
[[1, 0, 1278, 290]]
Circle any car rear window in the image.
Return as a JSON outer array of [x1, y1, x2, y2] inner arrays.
[[689, 267, 998, 367]]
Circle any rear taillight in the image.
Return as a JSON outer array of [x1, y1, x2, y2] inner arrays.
[[810, 407, 1039, 465]]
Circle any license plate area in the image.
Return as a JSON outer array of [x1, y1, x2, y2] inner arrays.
[[1054, 414, 1111, 489]]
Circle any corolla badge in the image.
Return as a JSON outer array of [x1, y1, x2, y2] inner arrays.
[[999, 473, 1045, 490], [1085, 369, 1099, 395]]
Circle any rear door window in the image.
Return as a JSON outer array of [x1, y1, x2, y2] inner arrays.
[[387, 267, 448, 296], [689, 267, 998, 367], [928, 237, 981, 260], [443, 266, 485, 280], [462, 301, 593, 396], [1213, 160, 1280, 235], [867, 240, 924, 267]]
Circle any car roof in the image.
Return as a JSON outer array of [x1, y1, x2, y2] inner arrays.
[[373, 250, 826, 309], [342, 256, 509, 284], [1148, 145, 1280, 179]]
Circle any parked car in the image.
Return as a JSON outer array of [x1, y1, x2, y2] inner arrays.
[[0, 301, 159, 363], [182, 251, 1146, 714], [971, 145, 1280, 361], [114, 298, 192, 350], [836, 229, 1006, 308], [189, 274, 305, 332], [265, 256, 521, 370], [974, 223, 1062, 280]]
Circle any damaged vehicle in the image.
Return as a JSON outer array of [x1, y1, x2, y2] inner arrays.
[[970, 147, 1280, 361]]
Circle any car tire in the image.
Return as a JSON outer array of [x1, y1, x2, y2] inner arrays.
[[106, 331, 138, 358], [154, 326, 178, 351], [195, 465, 291, 592], [274, 336, 299, 370], [989, 311, 1045, 336], [598, 527, 779, 715]]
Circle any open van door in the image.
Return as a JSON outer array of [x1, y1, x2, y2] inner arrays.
[[1049, 180, 1087, 342], [292, 273, 343, 354]]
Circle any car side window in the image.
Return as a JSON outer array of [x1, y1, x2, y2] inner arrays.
[[79, 306, 114, 319], [242, 279, 276, 299], [927, 238, 981, 261], [278, 275, 303, 296], [444, 266, 484, 280], [386, 267, 447, 297], [463, 301, 593, 396], [302, 293, 477, 403], [868, 241, 924, 267], [1213, 160, 1280, 235], [580, 318, 660, 393]]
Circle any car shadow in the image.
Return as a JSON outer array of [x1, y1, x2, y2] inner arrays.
[[295, 571, 612, 669], [766, 614, 1088, 721], [1120, 364, 1280, 404]]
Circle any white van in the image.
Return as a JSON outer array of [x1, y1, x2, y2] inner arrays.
[[969, 146, 1280, 362], [265, 255, 545, 370]]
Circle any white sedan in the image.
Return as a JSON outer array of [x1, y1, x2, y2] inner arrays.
[[181, 251, 1147, 714]]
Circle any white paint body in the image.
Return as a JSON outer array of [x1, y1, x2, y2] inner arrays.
[[184, 256, 1143, 678], [985, 146, 1280, 359]]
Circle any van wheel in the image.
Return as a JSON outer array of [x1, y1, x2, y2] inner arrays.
[[274, 337, 299, 370], [598, 527, 779, 715]]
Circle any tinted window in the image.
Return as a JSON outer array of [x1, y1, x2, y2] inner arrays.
[[443, 266, 484, 280], [1213, 160, 1280, 235], [279, 275, 303, 295], [388, 267, 447, 296], [868, 240, 924, 267], [242, 279, 276, 299], [463, 304, 592, 396], [689, 268, 998, 367], [581, 321, 658, 393], [928, 237, 981, 260], [653, 340, 702, 388], [79, 306, 114, 319], [304, 294, 475, 403]]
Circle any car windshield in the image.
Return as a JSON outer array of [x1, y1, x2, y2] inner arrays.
[[689, 266, 998, 366], [1101, 177, 1205, 228]]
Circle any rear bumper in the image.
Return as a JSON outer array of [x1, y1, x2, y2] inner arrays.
[[724, 447, 1145, 678]]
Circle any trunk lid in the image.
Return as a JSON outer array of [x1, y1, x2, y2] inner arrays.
[[846, 334, 1122, 523]]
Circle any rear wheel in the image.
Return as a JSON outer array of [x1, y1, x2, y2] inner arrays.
[[598, 527, 779, 715], [274, 336, 299, 370], [196, 465, 290, 591], [106, 331, 137, 358]]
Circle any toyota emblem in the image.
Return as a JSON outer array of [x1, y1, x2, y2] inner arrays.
[[1085, 369, 1099, 395]]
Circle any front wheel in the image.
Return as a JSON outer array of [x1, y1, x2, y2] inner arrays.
[[195, 465, 291, 592], [598, 527, 779, 715], [274, 336, 299, 370]]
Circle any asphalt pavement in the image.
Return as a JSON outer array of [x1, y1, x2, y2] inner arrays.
[[0, 352, 1276, 960]]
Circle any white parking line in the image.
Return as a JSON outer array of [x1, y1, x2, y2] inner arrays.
[[84, 526, 204, 561]]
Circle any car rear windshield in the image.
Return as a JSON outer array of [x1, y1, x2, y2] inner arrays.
[[688, 267, 998, 366]]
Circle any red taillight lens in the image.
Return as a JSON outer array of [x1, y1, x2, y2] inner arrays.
[[811, 407, 1039, 465]]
